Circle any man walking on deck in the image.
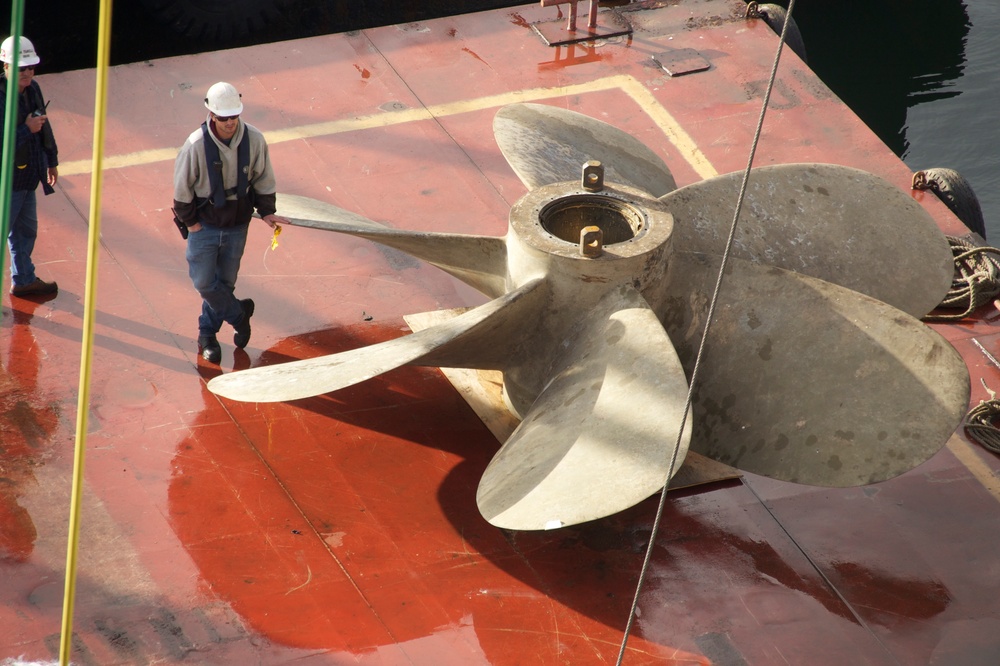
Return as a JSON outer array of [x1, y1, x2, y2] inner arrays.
[[1, 36, 59, 297], [173, 81, 288, 364]]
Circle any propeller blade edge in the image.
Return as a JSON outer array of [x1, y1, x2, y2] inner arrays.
[[494, 102, 677, 196], [208, 278, 548, 403], [278, 193, 508, 297], [477, 286, 691, 530], [660, 252, 970, 486], [660, 163, 953, 317]]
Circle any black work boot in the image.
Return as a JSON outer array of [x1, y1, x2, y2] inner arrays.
[[10, 277, 58, 297], [198, 335, 221, 364], [233, 299, 255, 349]]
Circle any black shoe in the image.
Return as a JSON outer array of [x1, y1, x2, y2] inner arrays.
[[198, 335, 221, 364], [233, 298, 254, 349], [10, 277, 58, 297]]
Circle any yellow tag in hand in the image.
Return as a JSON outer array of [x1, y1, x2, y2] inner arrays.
[[270, 225, 282, 251]]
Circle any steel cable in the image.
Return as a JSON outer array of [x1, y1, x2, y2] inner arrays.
[[615, 1, 797, 662]]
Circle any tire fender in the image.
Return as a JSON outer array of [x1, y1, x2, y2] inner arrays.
[[749, 2, 808, 64], [912, 167, 987, 239]]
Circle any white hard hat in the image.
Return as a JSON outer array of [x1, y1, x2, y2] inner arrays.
[[0, 36, 40, 66], [204, 82, 243, 117]]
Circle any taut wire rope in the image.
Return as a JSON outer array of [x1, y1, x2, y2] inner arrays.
[[615, 1, 798, 662]]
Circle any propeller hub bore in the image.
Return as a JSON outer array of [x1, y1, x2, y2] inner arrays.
[[539, 194, 643, 245], [508, 180, 673, 267]]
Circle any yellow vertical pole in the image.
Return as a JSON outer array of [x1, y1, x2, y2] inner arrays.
[[0, 0, 26, 296], [59, 1, 114, 663]]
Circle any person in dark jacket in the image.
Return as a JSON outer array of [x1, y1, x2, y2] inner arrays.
[[173, 81, 289, 364], [1, 36, 59, 297]]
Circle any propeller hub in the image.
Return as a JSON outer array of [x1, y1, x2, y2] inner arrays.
[[502, 179, 676, 417], [507, 179, 674, 270]]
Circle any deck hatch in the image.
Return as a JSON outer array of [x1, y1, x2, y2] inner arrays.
[[653, 48, 712, 76]]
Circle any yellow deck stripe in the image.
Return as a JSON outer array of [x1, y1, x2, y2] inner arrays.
[[946, 435, 1000, 504], [59, 74, 715, 180]]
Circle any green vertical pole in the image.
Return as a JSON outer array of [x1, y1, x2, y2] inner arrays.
[[0, 0, 25, 303]]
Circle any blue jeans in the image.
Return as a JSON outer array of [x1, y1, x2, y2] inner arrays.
[[7, 189, 39, 287], [186, 223, 249, 336]]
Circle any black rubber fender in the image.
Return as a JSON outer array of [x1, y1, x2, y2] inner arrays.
[[912, 167, 987, 239], [138, 0, 285, 40], [751, 3, 808, 64]]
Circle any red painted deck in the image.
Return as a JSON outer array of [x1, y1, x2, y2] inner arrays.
[[3, 1, 1000, 663]]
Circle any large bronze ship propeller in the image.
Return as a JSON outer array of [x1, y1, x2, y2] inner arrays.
[[208, 103, 970, 530]]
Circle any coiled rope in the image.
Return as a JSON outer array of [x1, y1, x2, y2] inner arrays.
[[930, 242, 1000, 455], [923, 235, 1000, 321], [964, 340, 1000, 455], [964, 392, 1000, 454], [911, 171, 1000, 454]]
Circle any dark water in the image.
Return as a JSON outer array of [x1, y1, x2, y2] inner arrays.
[[795, 0, 1000, 240], [2, 0, 519, 70], [3, 1, 996, 237]]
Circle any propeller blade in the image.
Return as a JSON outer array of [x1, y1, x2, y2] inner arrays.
[[477, 286, 692, 530], [659, 163, 954, 317], [660, 252, 970, 487], [493, 103, 678, 197], [207, 278, 548, 403], [276, 193, 509, 298]]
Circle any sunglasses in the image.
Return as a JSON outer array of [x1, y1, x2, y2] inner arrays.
[[214, 114, 239, 122], [6, 64, 34, 72]]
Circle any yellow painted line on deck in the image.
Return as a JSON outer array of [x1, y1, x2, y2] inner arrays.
[[59, 74, 717, 180], [946, 435, 1000, 504]]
